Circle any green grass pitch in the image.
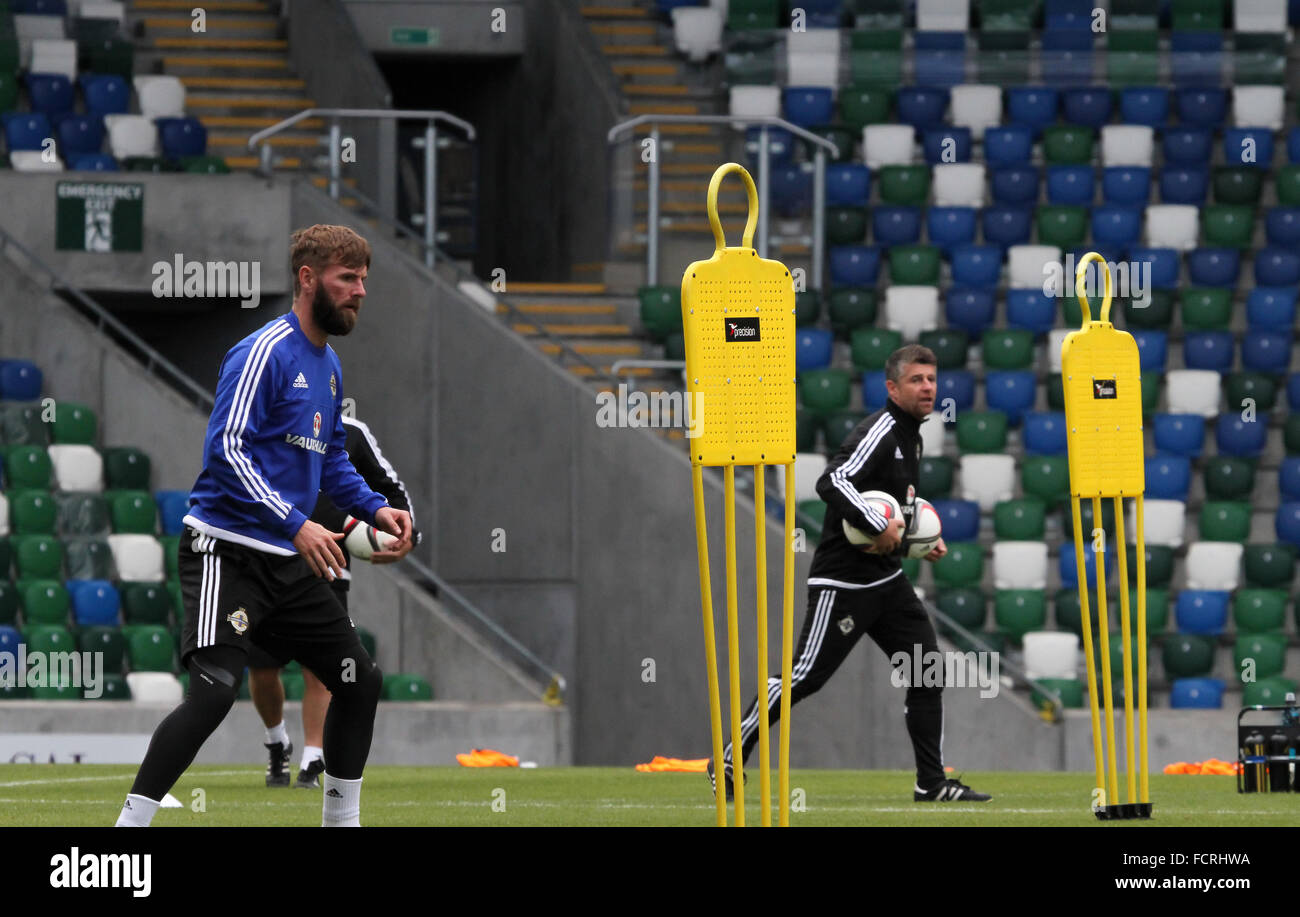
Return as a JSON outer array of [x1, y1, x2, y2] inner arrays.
[[1, 766, 1297, 826]]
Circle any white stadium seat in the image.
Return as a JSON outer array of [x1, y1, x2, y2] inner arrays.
[[1126, 499, 1186, 549], [1165, 369, 1221, 417], [80, 2, 127, 25], [950, 85, 1001, 140], [959, 454, 1015, 511], [1184, 542, 1243, 591], [1234, 0, 1287, 32], [992, 541, 1049, 590], [1232, 86, 1285, 131], [1145, 204, 1199, 251], [1008, 244, 1062, 291], [47, 444, 104, 492], [776, 452, 827, 503], [786, 29, 840, 88], [1047, 329, 1070, 374], [108, 534, 165, 582], [10, 151, 63, 172], [30, 38, 77, 80], [883, 286, 939, 341], [919, 415, 945, 457], [105, 115, 158, 158], [14, 15, 64, 70], [916, 0, 968, 31], [862, 124, 914, 168], [127, 673, 183, 704], [730, 85, 781, 119], [932, 163, 985, 207], [671, 7, 723, 63], [134, 75, 186, 118], [1023, 632, 1079, 680], [1101, 125, 1155, 167], [0, 493, 8, 536]]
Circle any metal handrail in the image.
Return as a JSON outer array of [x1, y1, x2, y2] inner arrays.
[[608, 114, 838, 289], [0, 226, 214, 412], [249, 108, 476, 270]]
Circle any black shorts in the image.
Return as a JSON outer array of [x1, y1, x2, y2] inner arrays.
[[179, 527, 359, 672], [247, 581, 350, 671]]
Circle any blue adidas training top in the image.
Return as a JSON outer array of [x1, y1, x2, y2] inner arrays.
[[183, 310, 389, 555]]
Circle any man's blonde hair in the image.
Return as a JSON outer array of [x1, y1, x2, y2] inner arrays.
[[290, 224, 371, 296]]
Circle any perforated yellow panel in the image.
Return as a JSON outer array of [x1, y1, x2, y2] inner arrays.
[[1061, 253, 1145, 498], [681, 164, 796, 467]]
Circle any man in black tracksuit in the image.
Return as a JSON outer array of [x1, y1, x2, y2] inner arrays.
[[714, 344, 992, 802]]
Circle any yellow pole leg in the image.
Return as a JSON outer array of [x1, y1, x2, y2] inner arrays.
[[691, 464, 727, 827]]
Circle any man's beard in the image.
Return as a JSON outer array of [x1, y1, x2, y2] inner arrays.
[[312, 282, 357, 336]]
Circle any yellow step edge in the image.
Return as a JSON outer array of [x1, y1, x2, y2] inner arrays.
[[660, 163, 724, 175], [136, 0, 270, 9], [207, 135, 317, 147], [201, 115, 324, 128], [165, 58, 291, 71], [581, 6, 653, 17], [513, 324, 632, 336], [623, 84, 690, 96], [589, 23, 657, 35], [186, 96, 316, 109], [496, 303, 618, 315], [309, 176, 360, 189], [611, 63, 677, 75], [142, 17, 278, 28], [570, 365, 655, 377], [639, 201, 746, 214], [571, 262, 606, 274], [506, 282, 608, 294], [634, 180, 747, 192], [635, 124, 717, 136], [152, 38, 287, 49], [538, 343, 642, 356], [223, 155, 300, 168], [670, 143, 723, 154], [627, 102, 699, 115], [602, 45, 668, 56]]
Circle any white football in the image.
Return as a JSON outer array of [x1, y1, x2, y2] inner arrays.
[[842, 490, 903, 550], [341, 515, 398, 561], [904, 497, 943, 558]]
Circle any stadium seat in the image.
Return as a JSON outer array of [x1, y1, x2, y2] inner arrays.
[[948, 246, 999, 290], [1184, 542, 1244, 591], [153, 490, 188, 536], [982, 206, 1034, 249], [931, 500, 980, 543], [839, 88, 890, 132], [1128, 247, 1180, 290], [829, 245, 881, 286], [796, 500, 826, 541], [861, 371, 889, 411], [955, 411, 1008, 453], [1042, 126, 1094, 165], [1118, 87, 1168, 127], [1133, 330, 1168, 372], [1265, 208, 1300, 248], [984, 370, 1037, 426], [878, 165, 929, 206], [992, 542, 1048, 590], [933, 541, 983, 588], [1162, 634, 1215, 678], [1255, 248, 1300, 286], [870, 205, 918, 245], [1243, 543, 1296, 589], [3, 112, 52, 152], [994, 589, 1047, 640], [1128, 499, 1186, 548], [1146, 455, 1192, 500], [1169, 678, 1224, 709], [950, 85, 1001, 140], [918, 455, 953, 499], [1060, 86, 1111, 127], [1223, 127, 1274, 169], [1162, 127, 1213, 165], [1100, 125, 1154, 168], [922, 128, 971, 165], [45, 444, 102, 493], [1022, 632, 1079, 680], [1200, 499, 1253, 542], [918, 413, 945, 457], [1021, 455, 1070, 508], [1045, 166, 1092, 206], [1164, 371, 1219, 417], [983, 125, 1033, 165], [1281, 458, 1300, 502], [944, 288, 995, 342], [1277, 503, 1300, 548], [992, 499, 1047, 542], [822, 412, 864, 453], [1180, 286, 1232, 330], [1233, 86, 1285, 132], [1203, 455, 1257, 500], [125, 672, 182, 703], [826, 163, 870, 207], [107, 490, 157, 534], [796, 411, 818, 452], [959, 454, 1015, 511], [156, 117, 206, 160], [780, 454, 827, 504], [895, 87, 949, 131], [1234, 633, 1287, 682], [80, 624, 127, 675], [882, 286, 938, 340], [861, 124, 914, 169], [799, 369, 852, 417], [1212, 166, 1263, 205], [1175, 590, 1230, 635], [1233, 589, 1289, 634], [917, 329, 967, 369], [1241, 331, 1291, 374], [1186, 248, 1240, 287], [795, 291, 822, 327], [105, 115, 158, 159], [101, 447, 151, 490], [383, 673, 434, 701], [1182, 331, 1235, 372], [119, 581, 172, 626], [826, 205, 867, 244], [9, 490, 56, 536], [20, 580, 69, 626], [106, 534, 163, 582], [68, 579, 120, 628], [1145, 204, 1199, 250], [1175, 87, 1227, 127], [14, 534, 63, 580], [981, 330, 1034, 370], [935, 586, 984, 632], [1243, 677, 1299, 707], [889, 245, 941, 285], [1021, 412, 1066, 456], [1006, 86, 1058, 133], [989, 166, 1039, 206], [934, 369, 975, 414], [931, 164, 984, 208], [1279, 167, 1300, 205], [828, 288, 876, 337], [1202, 205, 1253, 249]]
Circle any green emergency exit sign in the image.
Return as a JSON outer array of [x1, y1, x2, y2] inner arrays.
[[391, 26, 439, 47]]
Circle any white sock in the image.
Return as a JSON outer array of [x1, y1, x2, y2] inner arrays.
[[321, 773, 362, 827], [114, 793, 160, 828], [301, 745, 323, 768], [265, 722, 289, 746]]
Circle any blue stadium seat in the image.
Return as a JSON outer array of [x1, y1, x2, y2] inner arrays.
[[945, 287, 996, 338], [0, 625, 20, 661], [744, 126, 795, 165], [68, 580, 120, 628], [770, 165, 813, 217], [1290, 373, 1300, 409], [926, 207, 976, 252], [57, 115, 104, 157], [1046, 166, 1094, 205], [0, 360, 43, 400], [934, 369, 975, 413], [1183, 331, 1235, 372], [1279, 502, 1300, 548], [25, 74, 74, 117], [1223, 128, 1274, 169], [984, 126, 1034, 165], [913, 30, 965, 51], [1216, 413, 1267, 458], [1127, 247, 1179, 289], [1159, 166, 1208, 204], [81, 74, 130, 117], [1119, 88, 1169, 127], [931, 499, 980, 542], [1170, 35, 1223, 86], [1265, 208, 1300, 248], [796, 328, 834, 371], [1092, 205, 1142, 249], [1255, 248, 1300, 287], [1174, 88, 1227, 128], [861, 370, 889, 411], [1006, 87, 1058, 134], [829, 246, 881, 286], [873, 206, 921, 245], [1162, 127, 1213, 165], [1102, 167, 1151, 205], [1290, 127, 1300, 164], [1279, 457, 1300, 501], [1169, 678, 1225, 709], [1041, 32, 1093, 86], [923, 127, 971, 164], [2, 113, 53, 152], [1059, 540, 1105, 590], [1045, 0, 1092, 29], [984, 370, 1037, 426], [1154, 413, 1206, 457], [914, 50, 966, 88], [1186, 248, 1239, 287], [1061, 87, 1112, 127], [1132, 330, 1168, 371], [154, 490, 190, 536], [1241, 331, 1291, 375], [1146, 454, 1192, 500], [69, 153, 118, 171], [1005, 289, 1057, 336], [1246, 287, 1298, 330], [982, 206, 1033, 248], [17, 0, 68, 11], [895, 87, 949, 129], [1175, 590, 1230, 635], [991, 166, 1040, 205], [782, 87, 834, 128], [1023, 411, 1067, 455], [799, 0, 842, 26], [950, 245, 1001, 287], [826, 163, 870, 207]]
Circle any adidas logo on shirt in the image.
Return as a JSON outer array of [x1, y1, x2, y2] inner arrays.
[[894, 446, 904, 459], [293, 372, 309, 389]]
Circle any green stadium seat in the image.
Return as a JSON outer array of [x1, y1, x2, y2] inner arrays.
[[55, 492, 111, 536], [1140, 372, 1160, 418], [0, 405, 49, 450], [1277, 167, 1300, 207], [24, 624, 75, 658], [726, 38, 777, 85], [383, 673, 433, 700], [101, 447, 151, 490], [1233, 589, 1288, 635], [797, 500, 826, 541], [1199, 501, 1251, 543], [918, 456, 954, 498], [993, 499, 1046, 540], [1242, 543, 1295, 589], [1170, 0, 1222, 30], [889, 245, 941, 285], [31, 680, 80, 700], [1223, 374, 1275, 416], [796, 410, 818, 452], [180, 155, 230, 174], [107, 490, 157, 534], [981, 329, 1034, 370], [809, 126, 855, 164], [0, 580, 17, 625], [800, 369, 852, 416], [852, 0, 904, 30], [839, 85, 891, 130], [357, 627, 377, 660], [96, 674, 131, 700], [63, 537, 115, 581], [980, 0, 1037, 30], [727, 0, 779, 29], [1212, 168, 1262, 206], [166, 580, 183, 618], [50, 402, 96, 445], [955, 411, 1008, 453], [823, 412, 864, 452], [1046, 373, 1065, 411], [638, 286, 681, 341], [1042, 127, 1094, 165], [935, 587, 986, 632], [1125, 587, 1169, 634], [663, 332, 684, 361], [120, 581, 172, 625], [795, 291, 822, 327], [1107, 45, 1159, 86], [80, 625, 127, 675], [878, 166, 929, 206], [918, 329, 968, 370], [13, 535, 63, 580], [1031, 677, 1084, 711], [827, 288, 876, 336], [80, 37, 135, 78], [994, 589, 1047, 641], [849, 49, 901, 87], [977, 30, 1031, 84], [20, 580, 69, 627], [849, 29, 902, 52], [1127, 544, 1174, 588], [282, 671, 305, 701], [0, 72, 16, 110], [1243, 677, 1298, 707], [1162, 634, 1215, 678], [1055, 588, 1089, 635], [933, 542, 983, 589], [1286, 415, 1300, 454], [1022, 456, 1070, 508], [1037, 206, 1087, 249], [1121, 289, 1175, 329], [900, 556, 920, 581], [1233, 48, 1285, 84], [1202, 205, 1254, 250], [8, 490, 56, 535], [1065, 498, 1117, 541], [1179, 287, 1233, 330], [126, 624, 174, 672], [1234, 633, 1286, 682], [851, 328, 902, 371], [1201, 455, 1256, 501], [826, 207, 868, 245], [4, 445, 52, 489]]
